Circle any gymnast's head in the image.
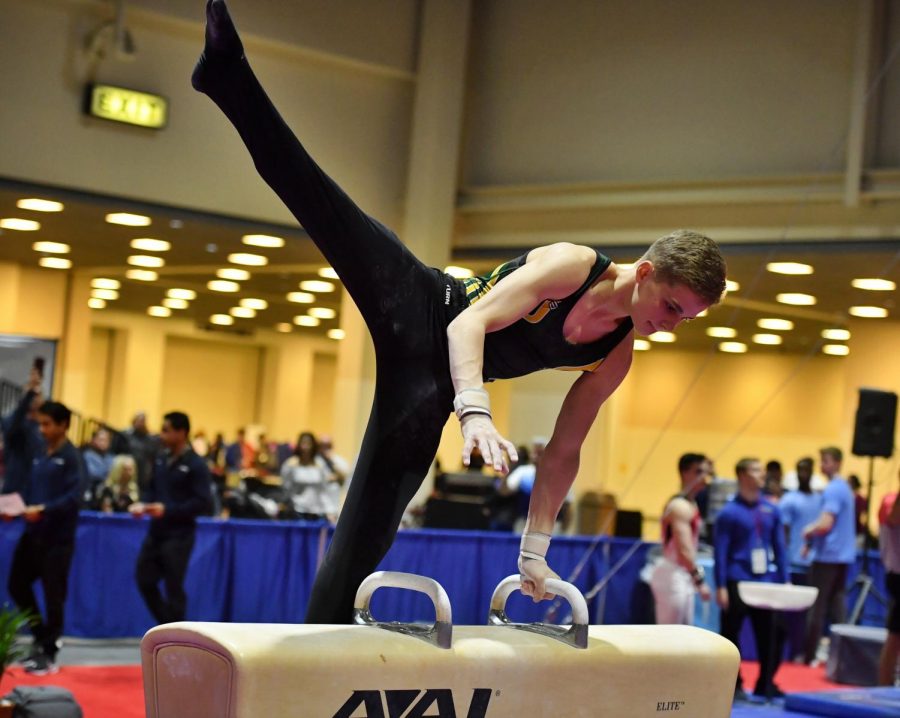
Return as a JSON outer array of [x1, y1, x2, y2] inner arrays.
[[629, 229, 727, 337]]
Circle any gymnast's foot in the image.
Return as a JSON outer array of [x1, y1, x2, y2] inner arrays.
[[191, 0, 244, 93]]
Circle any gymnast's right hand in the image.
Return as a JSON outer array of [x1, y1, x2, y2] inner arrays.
[[518, 553, 560, 602], [460, 414, 517, 473]]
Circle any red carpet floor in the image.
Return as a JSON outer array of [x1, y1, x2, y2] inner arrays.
[[2, 665, 144, 718], [740, 660, 847, 693]]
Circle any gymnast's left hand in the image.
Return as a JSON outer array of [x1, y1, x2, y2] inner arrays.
[[460, 414, 518, 473]]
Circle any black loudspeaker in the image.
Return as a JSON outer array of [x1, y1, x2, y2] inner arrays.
[[851, 388, 897, 458]]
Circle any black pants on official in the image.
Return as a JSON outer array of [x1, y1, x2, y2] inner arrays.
[[194, 31, 468, 623], [720, 580, 786, 694], [8, 531, 75, 658], [136, 531, 196, 624], [804, 561, 849, 663]]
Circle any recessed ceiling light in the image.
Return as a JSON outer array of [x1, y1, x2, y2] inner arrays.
[[239, 298, 268, 310], [242, 234, 285, 248], [130, 238, 171, 252], [318, 267, 340, 280], [776, 293, 816, 306], [767, 262, 814, 275], [299, 280, 335, 293], [822, 344, 850, 356], [91, 289, 119, 301], [696, 309, 709, 318], [167, 288, 197, 300], [128, 255, 165, 268], [216, 268, 250, 281], [649, 331, 676, 343], [752, 333, 782, 346], [725, 279, 740, 292], [757, 318, 794, 331], [208, 280, 240, 293], [88, 298, 106, 309], [91, 278, 120, 290], [162, 298, 188, 310], [327, 328, 346, 340], [719, 341, 748, 353], [443, 265, 473, 279], [126, 269, 158, 281], [32, 241, 70, 254], [706, 327, 736, 338], [633, 339, 651, 351], [821, 328, 850, 341], [308, 307, 337, 319], [38, 257, 71, 269], [851, 278, 896, 291], [105, 212, 151, 227], [275, 323, 292, 333], [147, 306, 171, 318], [17, 198, 63, 212], [849, 305, 888, 318], [230, 306, 256, 318], [210, 314, 235, 326], [228, 252, 268, 266], [293, 315, 321, 327], [287, 291, 315, 304], [1, 218, 40, 231]]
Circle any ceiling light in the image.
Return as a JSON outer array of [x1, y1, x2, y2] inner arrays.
[[318, 267, 339, 280], [239, 298, 268, 310], [752, 333, 782, 346], [767, 262, 814, 275], [706, 327, 736, 338], [210, 314, 234, 326], [633, 339, 651, 351], [299, 280, 335, 293], [91, 289, 119, 301], [649, 331, 676, 343], [293, 315, 321, 327], [130, 238, 171, 252], [242, 234, 285, 248], [725, 279, 740, 292], [88, 298, 106, 309], [308, 307, 337, 319], [162, 298, 188, 310], [776, 293, 816, 306], [757, 318, 794, 331], [147, 306, 171, 318], [821, 328, 850, 341], [216, 268, 250, 281], [327, 328, 346, 340], [17, 198, 63, 212], [719, 341, 748, 354], [275, 323, 292, 333], [105, 212, 151, 226], [91, 278, 120, 290], [128, 255, 165, 268], [287, 291, 315, 304], [39, 257, 71, 269], [822, 344, 850, 356], [444, 265, 473, 279], [126, 269, 158, 281], [167, 288, 197, 300], [851, 278, 896, 291], [208, 280, 240, 293], [32, 241, 70, 254], [230, 306, 256, 318], [849, 305, 888, 318], [0, 218, 40, 231], [696, 309, 708, 318], [227, 252, 268, 266]]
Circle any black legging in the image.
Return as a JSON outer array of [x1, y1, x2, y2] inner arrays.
[[193, 9, 464, 622]]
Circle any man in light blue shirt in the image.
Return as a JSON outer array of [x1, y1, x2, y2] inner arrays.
[[780, 458, 823, 582], [801, 446, 856, 664]]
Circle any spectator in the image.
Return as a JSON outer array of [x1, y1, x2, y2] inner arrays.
[[191, 429, 210, 458], [848, 474, 870, 549], [225, 427, 254, 474], [763, 460, 783, 502], [714, 457, 789, 700], [4, 401, 82, 675], [280, 432, 338, 522], [650, 452, 712, 624], [801, 446, 857, 665], [504, 437, 572, 534], [132, 411, 212, 624], [82, 427, 115, 507], [98, 454, 139, 513], [876, 470, 899, 686], [0, 368, 45, 495], [123, 412, 159, 492]]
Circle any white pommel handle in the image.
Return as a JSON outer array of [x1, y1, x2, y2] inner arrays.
[[354, 571, 452, 624]]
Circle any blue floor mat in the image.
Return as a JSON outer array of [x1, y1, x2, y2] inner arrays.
[[782, 687, 900, 718]]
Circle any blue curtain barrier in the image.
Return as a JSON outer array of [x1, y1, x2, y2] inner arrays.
[[0, 512, 887, 639]]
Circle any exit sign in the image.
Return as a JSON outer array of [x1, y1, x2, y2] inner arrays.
[[84, 84, 168, 129]]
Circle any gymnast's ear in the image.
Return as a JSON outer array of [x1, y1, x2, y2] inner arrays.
[[634, 259, 655, 282]]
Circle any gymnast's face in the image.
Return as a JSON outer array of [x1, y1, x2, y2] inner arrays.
[[630, 261, 708, 337]]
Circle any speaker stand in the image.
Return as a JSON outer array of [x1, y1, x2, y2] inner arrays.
[[848, 456, 888, 624]]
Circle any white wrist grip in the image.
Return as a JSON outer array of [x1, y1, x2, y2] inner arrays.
[[453, 387, 491, 420], [520, 531, 551, 561]]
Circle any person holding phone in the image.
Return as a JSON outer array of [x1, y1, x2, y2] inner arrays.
[[0, 364, 45, 496]]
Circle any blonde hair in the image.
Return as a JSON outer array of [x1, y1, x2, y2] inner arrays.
[[640, 229, 727, 306], [106, 454, 139, 500]]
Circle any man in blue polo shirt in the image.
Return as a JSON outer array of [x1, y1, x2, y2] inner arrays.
[[5, 400, 82, 675], [0, 368, 45, 496], [714, 457, 789, 701], [132, 411, 212, 624], [801, 446, 856, 665]]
